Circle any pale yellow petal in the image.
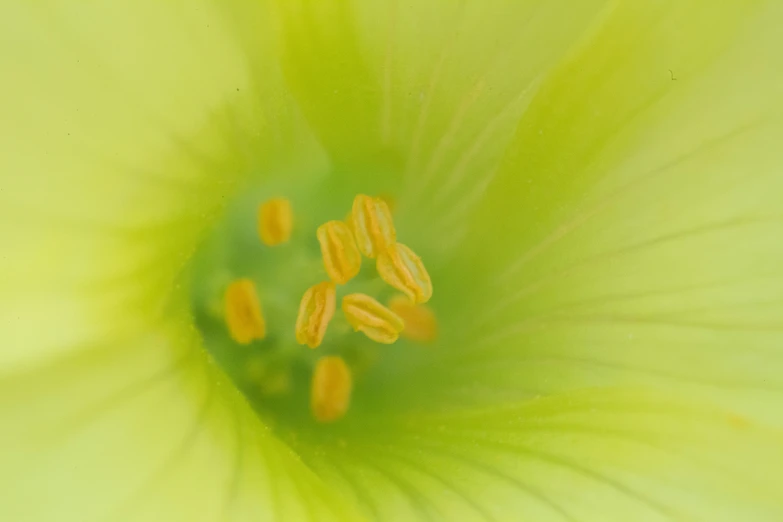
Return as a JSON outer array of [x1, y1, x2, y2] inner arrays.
[[0, 319, 362, 522], [0, 0, 318, 373]]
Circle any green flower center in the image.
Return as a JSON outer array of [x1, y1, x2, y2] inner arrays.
[[189, 176, 438, 433]]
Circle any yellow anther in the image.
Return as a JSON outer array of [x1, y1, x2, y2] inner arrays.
[[224, 278, 266, 344], [351, 194, 396, 258], [317, 220, 362, 284], [258, 197, 293, 246], [295, 281, 337, 348], [376, 243, 433, 303], [342, 293, 405, 344], [311, 356, 352, 423], [388, 295, 438, 343]]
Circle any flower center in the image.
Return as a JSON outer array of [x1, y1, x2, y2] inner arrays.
[[189, 189, 437, 428]]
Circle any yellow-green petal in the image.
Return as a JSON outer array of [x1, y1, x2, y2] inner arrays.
[[3, 1, 783, 521], [447, 1, 783, 425], [0, 319, 362, 521], [0, 0, 316, 373], [0, 2, 354, 521], [299, 388, 783, 521], [271, 0, 387, 167], [271, 0, 610, 231]]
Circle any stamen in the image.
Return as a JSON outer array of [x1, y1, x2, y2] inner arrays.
[[311, 356, 352, 423], [388, 295, 438, 343], [224, 278, 266, 344], [376, 243, 433, 303], [342, 293, 405, 344], [258, 197, 293, 246], [295, 281, 337, 348], [351, 194, 396, 258], [317, 220, 362, 284]]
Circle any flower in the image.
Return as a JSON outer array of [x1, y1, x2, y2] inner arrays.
[[2, 1, 783, 521]]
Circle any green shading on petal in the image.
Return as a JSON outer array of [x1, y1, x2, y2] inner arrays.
[[0, 2, 356, 521], [2, 1, 783, 521], [297, 387, 783, 521], [272, 0, 613, 259], [0, 1, 316, 373], [0, 318, 363, 522], [439, 0, 783, 425], [271, 0, 387, 168]]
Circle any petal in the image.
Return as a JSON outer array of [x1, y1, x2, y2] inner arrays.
[[436, 1, 783, 424], [270, 0, 608, 209], [0, 2, 356, 521], [0, 318, 362, 522], [297, 388, 783, 521], [270, 0, 387, 167], [0, 0, 319, 373]]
